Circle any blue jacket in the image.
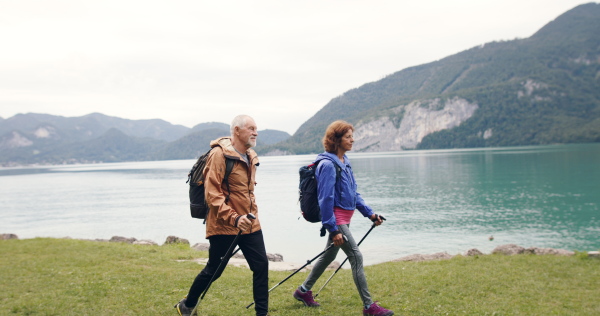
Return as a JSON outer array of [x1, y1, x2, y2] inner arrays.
[[314, 152, 374, 234]]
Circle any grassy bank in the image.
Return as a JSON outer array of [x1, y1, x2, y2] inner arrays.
[[1, 238, 598, 315]]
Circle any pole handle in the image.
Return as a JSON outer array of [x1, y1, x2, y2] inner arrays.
[[228, 214, 256, 258]]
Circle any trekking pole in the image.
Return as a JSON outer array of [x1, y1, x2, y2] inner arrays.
[[314, 215, 386, 298], [245, 240, 339, 309], [224, 226, 259, 260], [191, 213, 256, 316], [231, 247, 242, 257]]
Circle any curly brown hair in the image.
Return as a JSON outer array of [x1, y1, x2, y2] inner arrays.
[[322, 120, 354, 153]]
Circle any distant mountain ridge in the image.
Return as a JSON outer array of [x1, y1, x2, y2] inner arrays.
[[0, 113, 290, 166], [0, 112, 190, 142], [262, 2, 600, 154]]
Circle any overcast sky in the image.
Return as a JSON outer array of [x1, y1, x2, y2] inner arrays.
[[0, 0, 593, 135]]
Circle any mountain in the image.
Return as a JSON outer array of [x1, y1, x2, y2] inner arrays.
[[261, 3, 600, 154], [0, 112, 189, 142], [188, 123, 291, 145], [259, 129, 293, 146], [154, 127, 294, 160], [0, 113, 291, 166], [190, 122, 230, 134], [40, 128, 165, 164], [153, 128, 230, 160]]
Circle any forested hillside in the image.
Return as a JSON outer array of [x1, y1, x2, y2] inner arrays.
[[261, 3, 600, 154]]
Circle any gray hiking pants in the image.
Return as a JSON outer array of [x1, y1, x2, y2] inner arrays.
[[302, 224, 373, 306]]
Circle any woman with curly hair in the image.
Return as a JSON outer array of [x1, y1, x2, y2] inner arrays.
[[292, 120, 394, 316]]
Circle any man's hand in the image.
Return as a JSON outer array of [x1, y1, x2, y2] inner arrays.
[[236, 214, 253, 231]]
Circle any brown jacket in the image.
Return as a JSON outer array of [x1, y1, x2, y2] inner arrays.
[[203, 137, 261, 238]]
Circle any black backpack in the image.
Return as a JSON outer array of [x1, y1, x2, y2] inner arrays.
[[298, 159, 341, 224], [187, 148, 236, 221]]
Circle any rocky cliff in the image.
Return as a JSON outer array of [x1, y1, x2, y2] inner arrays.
[[353, 97, 478, 152]]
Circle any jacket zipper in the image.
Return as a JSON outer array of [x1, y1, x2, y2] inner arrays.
[[246, 155, 259, 234]]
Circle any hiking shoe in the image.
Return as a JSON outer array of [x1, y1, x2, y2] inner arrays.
[[363, 301, 394, 316], [174, 297, 195, 316], [293, 286, 320, 307]]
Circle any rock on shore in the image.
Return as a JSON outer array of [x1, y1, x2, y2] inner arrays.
[[393, 252, 454, 262], [491, 244, 575, 256], [3, 234, 599, 269], [1, 233, 18, 240]]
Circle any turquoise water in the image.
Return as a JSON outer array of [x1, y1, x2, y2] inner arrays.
[[1, 144, 598, 265]]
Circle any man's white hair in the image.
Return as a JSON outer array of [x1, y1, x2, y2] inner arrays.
[[230, 115, 252, 135]]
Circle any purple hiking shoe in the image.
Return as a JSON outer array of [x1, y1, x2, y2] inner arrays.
[[293, 286, 320, 307], [363, 301, 394, 316]]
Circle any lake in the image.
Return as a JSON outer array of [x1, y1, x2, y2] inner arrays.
[[1, 143, 598, 265]]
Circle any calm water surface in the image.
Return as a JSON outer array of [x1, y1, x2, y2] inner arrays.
[[1, 144, 598, 265]]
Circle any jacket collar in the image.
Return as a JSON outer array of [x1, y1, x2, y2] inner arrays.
[[211, 137, 258, 164], [317, 152, 349, 170]]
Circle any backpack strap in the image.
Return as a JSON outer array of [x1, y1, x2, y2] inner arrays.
[[334, 164, 341, 181], [315, 158, 342, 184], [315, 158, 342, 237], [223, 158, 236, 204]]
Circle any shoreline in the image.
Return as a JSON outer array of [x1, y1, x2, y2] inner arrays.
[[3, 233, 598, 271]]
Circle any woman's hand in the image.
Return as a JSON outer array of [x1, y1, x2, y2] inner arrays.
[[332, 233, 345, 246], [370, 214, 384, 226]]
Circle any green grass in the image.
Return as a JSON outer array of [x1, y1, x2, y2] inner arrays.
[[1, 238, 598, 315]]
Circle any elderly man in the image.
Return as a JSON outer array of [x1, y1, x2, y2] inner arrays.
[[175, 115, 269, 316]]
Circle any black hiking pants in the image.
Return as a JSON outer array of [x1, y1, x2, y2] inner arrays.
[[186, 230, 269, 316]]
